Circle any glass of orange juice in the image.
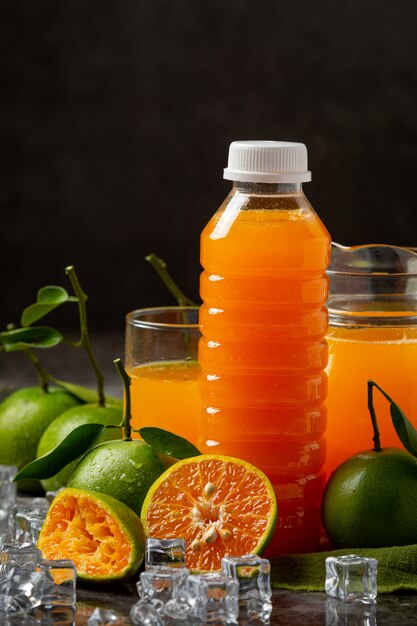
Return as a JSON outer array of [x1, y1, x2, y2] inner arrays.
[[124, 307, 201, 446], [325, 243, 417, 479]]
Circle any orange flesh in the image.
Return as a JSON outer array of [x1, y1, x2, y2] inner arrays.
[[128, 361, 201, 446], [144, 457, 275, 572], [38, 493, 132, 578]]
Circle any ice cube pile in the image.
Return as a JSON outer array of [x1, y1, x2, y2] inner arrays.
[[0, 465, 77, 621], [129, 537, 273, 625]]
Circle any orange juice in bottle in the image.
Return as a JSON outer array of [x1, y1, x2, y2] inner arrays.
[[199, 141, 331, 555]]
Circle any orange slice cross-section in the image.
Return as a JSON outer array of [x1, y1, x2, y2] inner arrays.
[[141, 454, 277, 572]]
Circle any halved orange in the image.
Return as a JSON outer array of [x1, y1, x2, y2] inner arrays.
[[140, 454, 277, 573], [37, 487, 145, 582]]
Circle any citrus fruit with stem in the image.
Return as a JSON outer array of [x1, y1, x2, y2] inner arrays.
[[322, 447, 417, 548], [141, 454, 277, 572], [68, 439, 167, 516], [67, 358, 168, 515], [36, 265, 128, 493], [37, 487, 145, 582], [37, 404, 122, 492], [323, 380, 417, 548]]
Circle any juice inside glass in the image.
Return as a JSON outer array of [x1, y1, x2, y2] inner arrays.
[[124, 307, 201, 446], [325, 244, 417, 478], [199, 171, 330, 555]]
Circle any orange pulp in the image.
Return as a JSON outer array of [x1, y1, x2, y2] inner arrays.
[[38, 491, 132, 578], [325, 324, 417, 478], [199, 192, 330, 555], [127, 361, 201, 446], [141, 455, 277, 572]]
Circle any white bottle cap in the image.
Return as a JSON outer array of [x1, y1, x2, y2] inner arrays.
[[223, 140, 311, 183]]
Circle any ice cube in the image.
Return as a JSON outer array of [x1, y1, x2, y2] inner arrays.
[[164, 595, 191, 620], [325, 554, 378, 602], [14, 496, 50, 516], [87, 607, 118, 626], [0, 540, 42, 575], [0, 465, 17, 535], [187, 572, 239, 624], [0, 568, 47, 614], [130, 600, 164, 626], [13, 497, 49, 544], [0, 465, 18, 483], [221, 553, 272, 621], [136, 580, 143, 598], [32, 605, 76, 625], [37, 558, 77, 607], [15, 511, 45, 544], [145, 538, 186, 569], [325, 596, 377, 625], [140, 565, 190, 605]]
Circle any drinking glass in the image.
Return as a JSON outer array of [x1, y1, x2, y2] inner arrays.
[[325, 243, 417, 478], [124, 307, 201, 445]]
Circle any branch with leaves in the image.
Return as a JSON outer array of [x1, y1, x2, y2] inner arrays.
[[0, 267, 120, 407], [14, 358, 201, 482]]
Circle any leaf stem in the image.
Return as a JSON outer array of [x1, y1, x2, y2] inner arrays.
[[114, 358, 132, 441], [62, 338, 82, 348], [367, 380, 382, 452], [368, 379, 395, 405], [146, 253, 196, 306], [65, 266, 105, 407], [7, 322, 51, 393], [24, 349, 49, 393]]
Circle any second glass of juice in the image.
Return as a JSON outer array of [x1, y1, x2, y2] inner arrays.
[[325, 243, 417, 478], [124, 307, 201, 446]]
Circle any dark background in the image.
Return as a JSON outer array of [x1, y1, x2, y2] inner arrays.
[[1, 0, 417, 333]]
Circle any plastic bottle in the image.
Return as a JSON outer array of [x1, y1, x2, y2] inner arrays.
[[198, 140, 331, 555]]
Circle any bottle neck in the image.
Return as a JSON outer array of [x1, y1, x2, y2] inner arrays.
[[233, 181, 302, 194]]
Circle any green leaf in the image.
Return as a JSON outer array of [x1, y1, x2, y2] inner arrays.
[[14, 423, 106, 481], [21, 286, 77, 327], [38, 286, 68, 303], [139, 426, 201, 460], [0, 327, 63, 352], [390, 402, 417, 457], [50, 377, 122, 407]]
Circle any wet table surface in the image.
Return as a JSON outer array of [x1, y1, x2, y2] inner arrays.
[[73, 585, 417, 625], [2, 336, 417, 624]]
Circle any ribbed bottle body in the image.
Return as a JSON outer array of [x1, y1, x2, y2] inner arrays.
[[199, 186, 330, 555]]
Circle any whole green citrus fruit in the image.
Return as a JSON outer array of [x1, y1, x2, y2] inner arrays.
[[0, 387, 80, 491], [322, 447, 417, 548], [68, 440, 167, 516], [37, 404, 122, 492]]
